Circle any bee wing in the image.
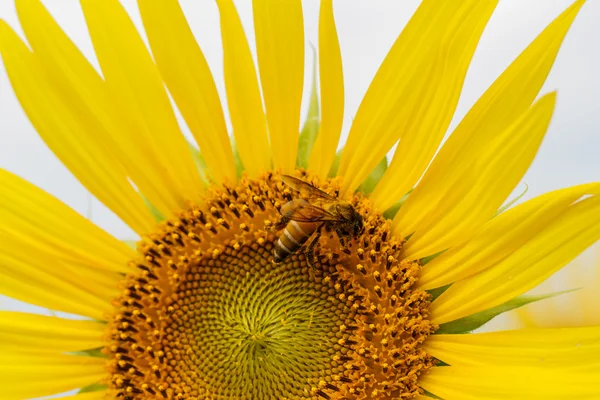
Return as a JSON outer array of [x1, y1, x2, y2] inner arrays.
[[280, 199, 341, 223], [281, 175, 336, 202]]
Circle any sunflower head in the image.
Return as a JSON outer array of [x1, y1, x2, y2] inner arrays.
[[107, 172, 436, 399]]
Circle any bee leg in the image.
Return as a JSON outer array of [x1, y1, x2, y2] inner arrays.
[[335, 228, 349, 249], [304, 229, 322, 270], [269, 216, 289, 232]]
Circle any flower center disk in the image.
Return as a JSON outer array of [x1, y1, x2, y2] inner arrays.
[[108, 173, 436, 399]]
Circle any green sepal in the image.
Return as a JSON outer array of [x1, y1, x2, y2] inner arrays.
[[230, 138, 245, 179], [495, 183, 528, 216], [356, 157, 387, 195], [420, 249, 446, 265], [382, 189, 413, 220], [422, 389, 444, 399], [187, 141, 212, 184], [427, 284, 451, 302], [141, 193, 166, 223], [435, 288, 579, 334], [123, 240, 137, 251], [79, 382, 108, 393], [297, 46, 320, 169], [328, 149, 342, 177], [71, 347, 106, 358], [383, 202, 401, 220]]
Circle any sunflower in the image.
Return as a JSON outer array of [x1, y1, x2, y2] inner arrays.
[[1, 0, 599, 399]]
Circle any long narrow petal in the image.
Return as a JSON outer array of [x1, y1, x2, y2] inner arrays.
[[80, 0, 203, 208], [337, 0, 496, 196], [14, 0, 193, 220], [138, 0, 236, 184], [0, 252, 115, 321], [369, 0, 497, 211], [2, 229, 123, 300], [425, 327, 600, 370], [308, 0, 344, 180], [513, 255, 600, 328], [430, 192, 600, 325], [419, 182, 600, 290], [421, 328, 600, 400], [0, 19, 155, 235], [1, 170, 135, 273], [0, 353, 106, 400], [394, 1, 585, 245], [217, 0, 271, 176], [253, 0, 304, 173], [421, 365, 599, 399], [0, 312, 106, 353], [402, 92, 556, 259]]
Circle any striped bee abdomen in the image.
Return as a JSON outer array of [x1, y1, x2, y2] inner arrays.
[[273, 220, 318, 263]]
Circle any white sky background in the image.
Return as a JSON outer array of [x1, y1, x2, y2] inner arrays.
[[0, 0, 599, 316]]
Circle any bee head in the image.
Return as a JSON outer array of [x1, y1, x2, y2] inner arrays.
[[353, 212, 364, 237]]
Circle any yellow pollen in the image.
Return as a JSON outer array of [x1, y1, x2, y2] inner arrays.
[[106, 173, 436, 399]]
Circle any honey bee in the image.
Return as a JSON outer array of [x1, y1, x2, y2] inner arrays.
[[272, 175, 364, 268]]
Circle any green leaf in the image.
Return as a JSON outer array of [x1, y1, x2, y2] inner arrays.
[[495, 183, 528, 216], [297, 45, 320, 169], [328, 149, 342, 177], [382, 189, 413, 220], [79, 382, 108, 393], [435, 288, 579, 334], [356, 156, 387, 195]]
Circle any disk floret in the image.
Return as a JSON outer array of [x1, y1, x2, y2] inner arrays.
[[107, 173, 435, 399]]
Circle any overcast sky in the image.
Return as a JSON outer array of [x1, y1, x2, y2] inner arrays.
[[1, 1, 599, 315]]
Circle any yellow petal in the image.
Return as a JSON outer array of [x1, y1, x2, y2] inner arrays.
[[217, 0, 271, 176], [308, 0, 344, 180], [80, 0, 204, 210], [393, 0, 585, 248], [431, 191, 600, 325], [0, 312, 106, 353], [370, 0, 498, 211], [138, 1, 236, 184], [253, 0, 304, 174], [422, 366, 599, 399], [513, 252, 600, 328], [421, 328, 600, 400], [2, 230, 122, 293], [13, 0, 189, 221], [0, 19, 155, 235], [337, 1, 496, 196], [425, 327, 600, 370], [419, 182, 600, 290], [0, 253, 114, 321], [1, 169, 135, 274], [0, 353, 106, 400], [404, 92, 556, 259]]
